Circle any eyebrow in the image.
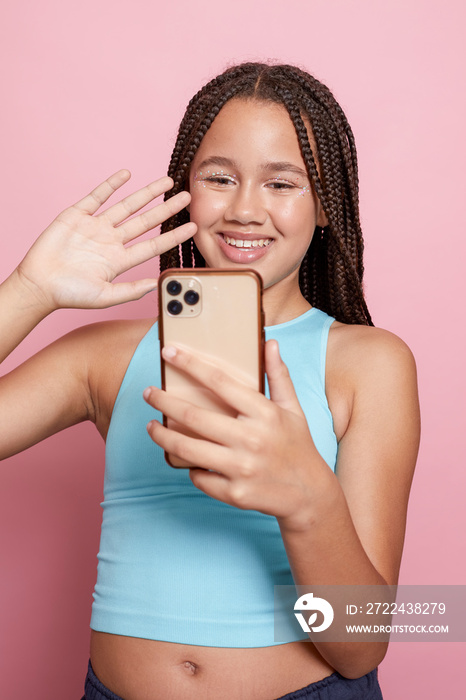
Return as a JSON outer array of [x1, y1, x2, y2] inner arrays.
[[196, 156, 237, 171], [262, 161, 308, 178], [195, 156, 308, 179]]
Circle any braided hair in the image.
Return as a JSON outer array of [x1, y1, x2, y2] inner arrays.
[[160, 62, 373, 326]]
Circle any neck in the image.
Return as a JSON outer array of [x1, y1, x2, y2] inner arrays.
[[262, 280, 311, 326]]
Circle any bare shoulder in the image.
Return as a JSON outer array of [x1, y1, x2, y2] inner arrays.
[[66, 316, 155, 356], [72, 317, 156, 438], [328, 321, 417, 376], [44, 316, 155, 386], [325, 321, 418, 442]]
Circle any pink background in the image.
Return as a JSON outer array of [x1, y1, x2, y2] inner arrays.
[[1, 1, 465, 697]]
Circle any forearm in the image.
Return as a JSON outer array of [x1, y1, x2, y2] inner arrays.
[[0, 269, 52, 364], [278, 466, 389, 677], [279, 465, 386, 585]]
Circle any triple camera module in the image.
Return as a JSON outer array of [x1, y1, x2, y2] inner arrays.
[[166, 278, 201, 317]]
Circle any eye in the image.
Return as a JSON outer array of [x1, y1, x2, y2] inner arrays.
[[194, 170, 237, 187], [266, 180, 296, 191], [205, 175, 236, 186]]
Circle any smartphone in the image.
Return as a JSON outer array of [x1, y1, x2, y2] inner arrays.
[[158, 268, 265, 467]]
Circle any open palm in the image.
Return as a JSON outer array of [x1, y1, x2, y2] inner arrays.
[[17, 170, 196, 311]]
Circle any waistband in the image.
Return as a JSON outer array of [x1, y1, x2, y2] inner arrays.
[[82, 661, 123, 700], [82, 661, 382, 700], [275, 668, 382, 699]]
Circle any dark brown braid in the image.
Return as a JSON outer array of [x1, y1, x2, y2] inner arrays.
[[160, 62, 373, 326]]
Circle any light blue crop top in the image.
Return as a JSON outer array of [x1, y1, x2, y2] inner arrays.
[[91, 307, 337, 647]]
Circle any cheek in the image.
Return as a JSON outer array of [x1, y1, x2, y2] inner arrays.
[[189, 190, 226, 225], [273, 198, 316, 237]]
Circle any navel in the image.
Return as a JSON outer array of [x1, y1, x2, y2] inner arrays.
[[181, 660, 199, 675]]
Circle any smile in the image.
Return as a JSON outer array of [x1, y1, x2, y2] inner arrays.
[[222, 235, 273, 248]]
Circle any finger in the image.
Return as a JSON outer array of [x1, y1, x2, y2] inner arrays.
[[119, 221, 197, 271], [146, 418, 230, 470], [118, 189, 192, 244], [265, 340, 303, 415], [160, 345, 263, 418], [189, 468, 232, 502], [143, 386, 242, 447], [189, 469, 262, 511], [73, 170, 132, 215], [103, 176, 176, 227]]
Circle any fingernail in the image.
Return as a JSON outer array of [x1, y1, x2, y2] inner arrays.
[[143, 388, 151, 400], [162, 346, 177, 359]]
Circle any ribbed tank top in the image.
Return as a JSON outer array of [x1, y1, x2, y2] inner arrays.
[[91, 307, 337, 647]]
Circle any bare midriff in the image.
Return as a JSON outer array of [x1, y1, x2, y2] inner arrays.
[[90, 630, 334, 700]]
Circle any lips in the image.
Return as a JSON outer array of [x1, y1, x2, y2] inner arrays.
[[223, 234, 273, 248], [216, 232, 274, 263]]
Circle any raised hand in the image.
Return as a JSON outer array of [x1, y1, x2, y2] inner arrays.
[[15, 170, 196, 312]]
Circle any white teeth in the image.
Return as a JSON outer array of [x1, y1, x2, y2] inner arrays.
[[223, 235, 272, 248]]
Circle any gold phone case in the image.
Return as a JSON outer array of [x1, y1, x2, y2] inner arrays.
[[158, 268, 265, 467]]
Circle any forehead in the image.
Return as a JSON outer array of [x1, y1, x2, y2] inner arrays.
[[191, 99, 307, 169]]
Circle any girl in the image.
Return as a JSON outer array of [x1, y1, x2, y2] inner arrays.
[[0, 63, 420, 700]]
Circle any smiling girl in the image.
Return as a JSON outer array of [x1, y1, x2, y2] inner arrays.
[[0, 63, 420, 700]]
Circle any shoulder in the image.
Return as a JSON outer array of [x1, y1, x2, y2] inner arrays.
[[45, 317, 155, 379], [328, 322, 418, 395], [325, 321, 419, 442], [65, 317, 155, 355], [63, 317, 156, 436], [328, 321, 417, 377]]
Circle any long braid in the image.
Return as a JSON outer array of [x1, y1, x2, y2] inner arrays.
[[269, 79, 370, 324], [160, 63, 373, 326]]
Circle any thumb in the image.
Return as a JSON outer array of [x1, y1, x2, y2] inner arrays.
[[265, 340, 303, 415]]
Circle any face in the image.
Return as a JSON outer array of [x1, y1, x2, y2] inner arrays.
[[188, 99, 327, 313]]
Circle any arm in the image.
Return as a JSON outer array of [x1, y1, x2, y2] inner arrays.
[[0, 170, 196, 458], [143, 327, 420, 677], [275, 327, 420, 674]]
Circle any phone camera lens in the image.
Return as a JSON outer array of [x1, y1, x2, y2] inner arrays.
[[184, 290, 199, 306], [167, 280, 182, 296], [167, 300, 183, 315]]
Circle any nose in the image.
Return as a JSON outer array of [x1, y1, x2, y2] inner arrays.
[[224, 183, 267, 226]]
